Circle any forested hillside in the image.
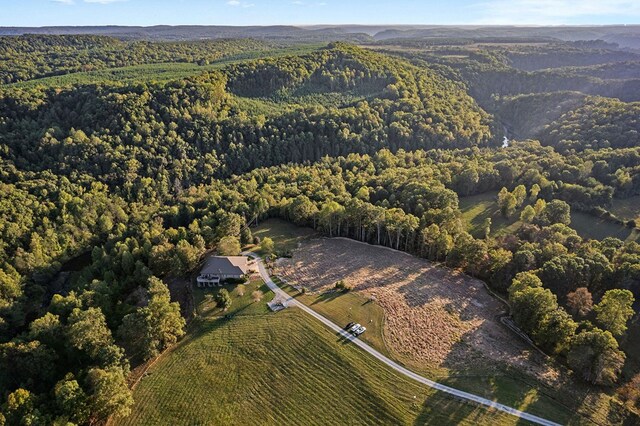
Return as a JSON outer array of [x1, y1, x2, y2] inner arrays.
[[384, 45, 640, 109], [0, 35, 272, 84], [0, 44, 493, 192], [1, 34, 640, 424], [496, 91, 587, 139], [502, 44, 640, 71], [541, 98, 640, 152]]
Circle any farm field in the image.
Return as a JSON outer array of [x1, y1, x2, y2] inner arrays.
[[276, 237, 552, 376], [459, 191, 639, 242], [258, 220, 626, 425], [113, 276, 522, 426]]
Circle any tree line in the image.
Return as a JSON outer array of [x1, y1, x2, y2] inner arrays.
[[0, 34, 271, 84]]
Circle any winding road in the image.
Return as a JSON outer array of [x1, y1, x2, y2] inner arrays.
[[247, 253, 560, 426]]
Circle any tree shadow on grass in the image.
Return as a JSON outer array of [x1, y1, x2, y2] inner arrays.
[[414, 373, 571, 426], [423, 330, 629, 426], [414, 393, 501, 426], [311, 290, 343, 305]]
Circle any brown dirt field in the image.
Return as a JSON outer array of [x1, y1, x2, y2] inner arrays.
[[276, 237, 558, 381]]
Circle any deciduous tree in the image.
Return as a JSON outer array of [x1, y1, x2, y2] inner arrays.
[[594, 289, 635, 336], [566, 287, 593, 317]]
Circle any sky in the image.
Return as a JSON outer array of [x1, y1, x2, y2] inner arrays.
[[2, 0, 640, 27]]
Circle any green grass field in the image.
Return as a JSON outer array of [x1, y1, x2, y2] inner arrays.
[[6, 44, 324, 90], [610, 196, 640, 223], [458, 192, 521, 238], [459, 192, 639, 242], [257, 219, 636, 425], [570, 211, 638, 242], [275, 277, 389, 356], [114, 275, 523, 425], [251, 217, 318, 255]]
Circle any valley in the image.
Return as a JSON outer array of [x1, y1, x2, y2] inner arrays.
[[1, 23, 639, 425]]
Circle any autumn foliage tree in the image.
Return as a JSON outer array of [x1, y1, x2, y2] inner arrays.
[[567, 287, 593, 317]]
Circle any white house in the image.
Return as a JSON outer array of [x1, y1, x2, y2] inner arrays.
[[197, 256, 251, 287]]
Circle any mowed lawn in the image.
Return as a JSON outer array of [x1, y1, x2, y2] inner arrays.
[[275, 276, 389, 356], [458, 192, 521, 238], [251, 217, 318, 254], [115, 277, 522, 425]]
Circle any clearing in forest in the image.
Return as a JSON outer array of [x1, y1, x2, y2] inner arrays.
[[276, 238, 555, 379], [459, 191, 639, 242]]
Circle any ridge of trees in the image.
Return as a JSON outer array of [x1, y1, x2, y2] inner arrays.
[[0, 44, 494, 196], [541, 97, 640, 152], [0, 35, 272, 84]]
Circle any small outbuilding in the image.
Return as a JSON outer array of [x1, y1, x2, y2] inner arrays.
[[197, 256, 250, 287]]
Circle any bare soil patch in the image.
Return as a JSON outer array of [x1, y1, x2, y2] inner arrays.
[[276, 237, 557, 380]]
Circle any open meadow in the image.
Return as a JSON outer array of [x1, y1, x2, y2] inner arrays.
[[113, 275, 525, 425], [277, 238, 546, 375], [459, 192, 639, 242], [263, 220, 631, 425]]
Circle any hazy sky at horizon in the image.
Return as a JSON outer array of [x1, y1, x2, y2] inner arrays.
[[2, 0, 640, 27]]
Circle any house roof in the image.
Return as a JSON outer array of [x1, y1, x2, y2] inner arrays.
[[200, 256, 249, 276]]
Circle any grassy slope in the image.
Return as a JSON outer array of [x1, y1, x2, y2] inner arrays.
[[458, 192, 521, 238], [459, 191, 639, 242], [6, 44, 324, 90], [274, 275, 582, 425], [257, 219, 638, 425], [114, 277, 522, 426], [251, 217, 319, 255], [279, 282, 574, 423], [275, 276, 388, 356], [610, 196, 640, 223]]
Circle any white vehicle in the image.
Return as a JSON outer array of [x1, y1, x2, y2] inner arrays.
[[348, 323, 361, 333], [353, 326, 366, 336]]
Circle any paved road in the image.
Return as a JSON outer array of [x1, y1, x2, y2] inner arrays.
[[246, 253, 560, 426]]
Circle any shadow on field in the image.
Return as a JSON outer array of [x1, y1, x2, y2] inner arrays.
[[414, 394, 488, 425], [311, 290, 343, 305], [416, 334, 626, 426], [413, 373, 569, 426], [335, 330, 356, 345]]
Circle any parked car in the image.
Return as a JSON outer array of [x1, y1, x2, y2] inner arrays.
[[353, 326, 366, 336], [348, 323, 361, 333], [345, 322, 355, 330]]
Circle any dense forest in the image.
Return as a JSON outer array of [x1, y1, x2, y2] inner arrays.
[[0, 35, 276, 85], [386, 46, 640, 107], [0, 43, 492, 191], [1, 34, 639, 424]]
